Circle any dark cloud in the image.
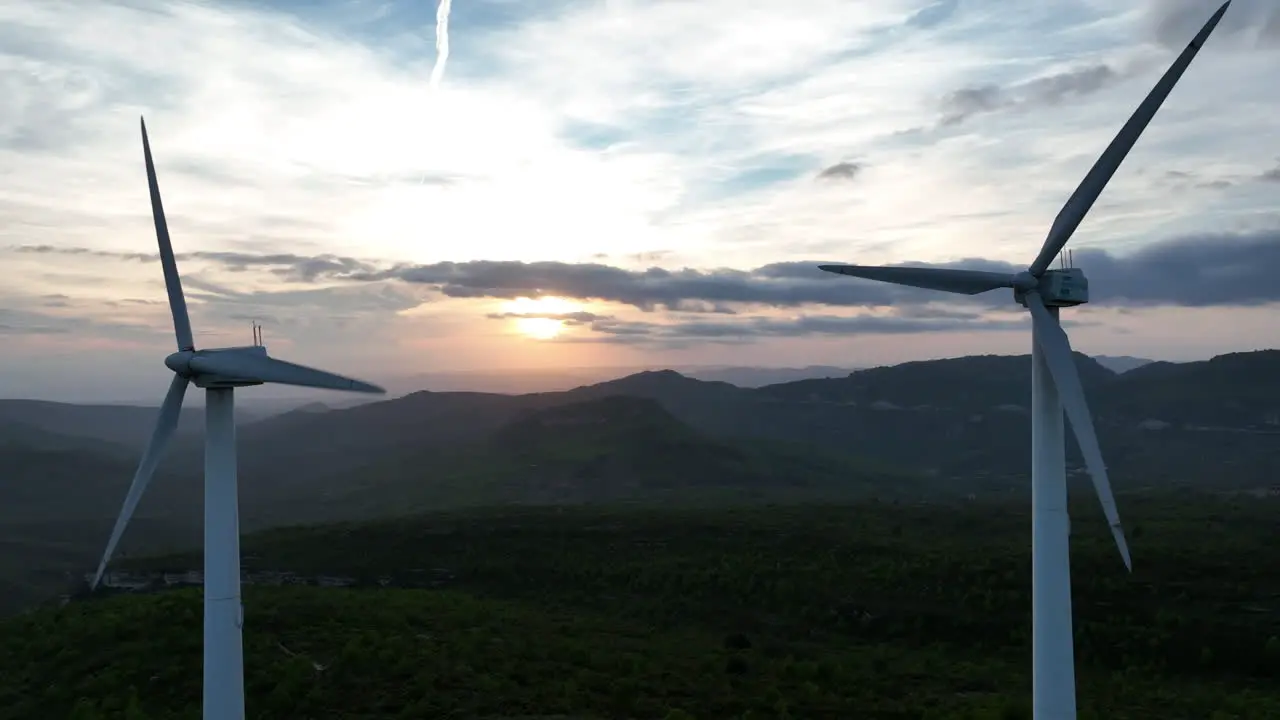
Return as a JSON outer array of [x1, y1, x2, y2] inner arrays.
[[1261, 161, 1280, 182], [12, 245, 378, 282], [940, 64, 1122, 126], [817, 161, 862, 181], [357, 229, 1280, 309], [12, 228, 1280, 314], [1163, 169, 1235, 190], [1145, 0, 1280, 49], [485, 311, 608, 326], [558, 312, 1034, 347], [939, 85, 1003, 126], [195, 251, 377, 282], [352, 259, 901, 310]]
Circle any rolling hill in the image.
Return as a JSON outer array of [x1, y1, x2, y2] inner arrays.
[[0, 420, 199, 614], [239, 395, 921, 528], [5, 349, 1280, 615]]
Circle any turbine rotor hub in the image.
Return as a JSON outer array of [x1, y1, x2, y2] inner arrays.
[[164, 350, 195, 377], [1012, 271, 1038, 291]]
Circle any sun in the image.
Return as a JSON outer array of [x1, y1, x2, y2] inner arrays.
[[500, 296, 584, 340], [514, 316, 565, 340]]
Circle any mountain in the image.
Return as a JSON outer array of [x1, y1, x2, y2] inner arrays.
[[682, 365, 856, 387], [756, 353, 1116, 409], [390, 364, 860, 395], [0, 421, 199, 614], [1093, 355, 1155, 374], [241, 395, 919, 527], [6, 349, 1280, 615], [224, 349, 1280, 500], [73, 350, 1280, 515], [1099, 351, 1280, 426], [0, 400, 204, 450], [11, 350, 1277, 511]]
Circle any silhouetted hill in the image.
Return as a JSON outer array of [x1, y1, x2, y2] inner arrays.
[[0, 400, 203, 450], [123, 350, 1280, 511], [242, 396, 917, 527], [1099, 351, 1280, 427], [1093, 355, 1155, 374], [685, 364, 854, 387], [0, 423, 198, 614], [757, 352, 1114, 409], [7, 350, 1280, 615]]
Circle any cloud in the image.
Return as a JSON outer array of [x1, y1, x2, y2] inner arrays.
[[574, 312, 1032, 346], [939, 64, 1124, 126], [1261, 160, 1280, 182], [17, 227, 1280, 315], [816, 161, 862, 180], [12, 245, 380, 282], [485, 310, 607, 326], [1144, 0, 1280, 50], [354, 228, 1280, 310], [0, 303, 157, 341]]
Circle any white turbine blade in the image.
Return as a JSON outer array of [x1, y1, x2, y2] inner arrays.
[[91, 374, 189, 588], [1027, 0, 1232, 276], [1025, 293, 1132, 571], [189, 352, 386, 394], [818, 265, 1016, 295], [141, 117, 195, 351]]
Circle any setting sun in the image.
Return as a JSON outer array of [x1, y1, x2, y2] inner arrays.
[[515, 316, 564, 340], [501, 296, 585, 340]]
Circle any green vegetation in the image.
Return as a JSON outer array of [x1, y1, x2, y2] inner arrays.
[[4, 493, 1278, 718], [307, 396, 922, 524]]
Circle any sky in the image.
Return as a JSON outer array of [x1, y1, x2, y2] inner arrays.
[[2, 0, 1280, 402]]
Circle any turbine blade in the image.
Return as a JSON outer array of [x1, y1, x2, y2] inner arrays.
[[189, 352, 386, 394], [91, 374, 189, 589], [141, 117, 196, 351], [1027, 1, 1232, 276], [1025, 293, 1132, 571], [818, 265, 1016, 295]]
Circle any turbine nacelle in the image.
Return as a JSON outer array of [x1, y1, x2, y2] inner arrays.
[[1018, 268, 1089, 308], [164, 346, 269, 389]]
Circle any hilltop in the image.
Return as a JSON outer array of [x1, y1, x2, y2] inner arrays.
[[245, 395, 917, 527]]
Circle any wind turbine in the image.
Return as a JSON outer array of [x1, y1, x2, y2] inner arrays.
[[818, 3, 1231, 718], [90, 118, 386, 720]]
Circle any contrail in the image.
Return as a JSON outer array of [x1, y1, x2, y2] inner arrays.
[[429, 0, 453, 88]]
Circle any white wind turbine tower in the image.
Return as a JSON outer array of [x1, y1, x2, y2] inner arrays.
[[819, 3, 1231, 718], [90, 118, 386, 720]]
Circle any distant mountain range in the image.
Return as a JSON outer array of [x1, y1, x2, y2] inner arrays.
[[1092, 355, 1156, 374], [396, 363, 861, 395], [0, 349, 1271, 613]]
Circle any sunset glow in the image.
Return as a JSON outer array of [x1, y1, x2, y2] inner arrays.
[[501, 296, 586, 341]]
